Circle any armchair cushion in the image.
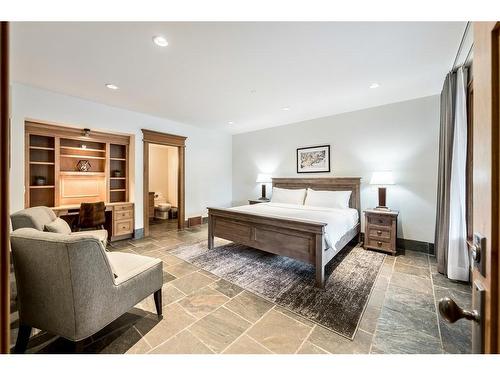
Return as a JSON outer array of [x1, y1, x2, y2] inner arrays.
[[107, 252, 162, 285], [71, 229, 108, 248], [44, 217, 72, 235]]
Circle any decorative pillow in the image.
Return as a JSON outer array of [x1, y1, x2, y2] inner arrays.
[[44, 217, 72, 235], [270, 187, 307, 205], [304, 188, 352, 209]]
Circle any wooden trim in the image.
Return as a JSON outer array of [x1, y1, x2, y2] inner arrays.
[[0, 21, 9, 354], [142, 129, 186, 236], [142, 129, 187, 147], [143, 139, 149, 237], [25, 121, 130, 145]]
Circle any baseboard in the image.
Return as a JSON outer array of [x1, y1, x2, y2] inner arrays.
[[360, 233, 434, 255], [134, 228, 144, 239]]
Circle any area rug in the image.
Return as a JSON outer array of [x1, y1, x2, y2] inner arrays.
[[171, 239, 385, 339]]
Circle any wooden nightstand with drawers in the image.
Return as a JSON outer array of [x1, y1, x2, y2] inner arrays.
[[364, 209, 399, 255]]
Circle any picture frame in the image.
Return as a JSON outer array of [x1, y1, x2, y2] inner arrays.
[[296, 145, 331, 173]]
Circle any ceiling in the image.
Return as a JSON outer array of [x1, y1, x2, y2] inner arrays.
[[11, 22, 465, 133]]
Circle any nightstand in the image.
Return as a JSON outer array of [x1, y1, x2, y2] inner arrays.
[[364, 209, 399, 255], [248, 199, 270, 205]]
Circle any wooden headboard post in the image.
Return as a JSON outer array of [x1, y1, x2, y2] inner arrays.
[[271, 177, 362, 217]]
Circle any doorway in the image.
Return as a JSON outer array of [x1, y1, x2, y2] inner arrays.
[[148, 144, 179, 234], [142, 129, 186, 237]]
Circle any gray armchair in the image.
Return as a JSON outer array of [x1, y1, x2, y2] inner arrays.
[[10, 228, 163, 353], [10, 206, 108, 247]]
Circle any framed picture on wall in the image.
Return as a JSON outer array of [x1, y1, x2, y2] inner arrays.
[[296, 145, 330, 173]]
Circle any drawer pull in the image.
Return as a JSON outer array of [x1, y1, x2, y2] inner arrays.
[[377, 230, 382, 235], [377, 241, 382, 247]]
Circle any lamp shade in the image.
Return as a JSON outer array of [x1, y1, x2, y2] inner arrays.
[[256, 173, 272, 183], [370, 171, 395, 185]]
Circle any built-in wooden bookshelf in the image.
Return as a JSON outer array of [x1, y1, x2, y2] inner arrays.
[[25, 121, 131, 208]]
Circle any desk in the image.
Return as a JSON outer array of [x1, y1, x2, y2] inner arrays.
[[52, 202, 134, 242]]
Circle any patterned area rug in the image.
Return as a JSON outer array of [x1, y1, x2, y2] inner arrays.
[[172, 240, 385, 339]]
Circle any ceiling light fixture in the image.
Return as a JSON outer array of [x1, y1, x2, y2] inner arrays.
[[105, 83, 119, 90], [153, 35, 169, 47], [369, 83, 380, 89], [282, 107, 290, 111], [228, 121, 234, 125]]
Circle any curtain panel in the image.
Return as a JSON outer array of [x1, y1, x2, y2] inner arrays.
[[435, 67, 470, 281]]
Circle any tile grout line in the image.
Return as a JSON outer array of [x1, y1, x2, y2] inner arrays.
[[132, 325, 153, 350], [219, 306, 277, 354], [368, 255, 395, 354], [428, 255, 445, 353], [146, 282, 256, 354], [294, 323, 316, 354]]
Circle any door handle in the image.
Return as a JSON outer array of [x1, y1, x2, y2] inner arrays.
[[438, 297, 479, 323]]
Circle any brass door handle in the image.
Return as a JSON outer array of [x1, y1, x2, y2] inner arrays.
[[438, 297, 479, 323]]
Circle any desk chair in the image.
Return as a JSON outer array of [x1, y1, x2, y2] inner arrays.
[[78, 202, 106, 231]]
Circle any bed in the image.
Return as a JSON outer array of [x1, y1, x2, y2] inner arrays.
[[207, 177, 361, 288]]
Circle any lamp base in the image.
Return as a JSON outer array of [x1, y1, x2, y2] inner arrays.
[[259, 184, 267, 201], [375, 206, 391, 211]]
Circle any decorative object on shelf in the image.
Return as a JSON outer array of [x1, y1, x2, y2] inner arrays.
[[34, 176, 47, 186], [370, 171, 395, 211], [83, 128, 91, 137], [297, 145, 330, 173], [81, 144, 87, 149], [113, 170, 122, 177], [256, 173, 272, 200], [76, 160, 92, 172]]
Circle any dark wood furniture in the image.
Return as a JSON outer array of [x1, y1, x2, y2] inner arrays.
[[78, 201, 106, 230], [142, 129, 186, 235], [363, 209, 399, 254], [248, 198, 270, 205], [208, 177, 361, 288]]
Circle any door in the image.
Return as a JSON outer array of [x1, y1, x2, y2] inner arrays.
[[439, 22, 500, 354], [0, 21, 9, 354]]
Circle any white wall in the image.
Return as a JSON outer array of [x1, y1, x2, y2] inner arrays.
[[232, 95, 440, 243], [11, 83, 232, 230]]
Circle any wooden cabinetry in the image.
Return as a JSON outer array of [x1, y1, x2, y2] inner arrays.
[[25, 121, 131, 208], [25, 121, 134, 241], [363, 209, 399, 255]]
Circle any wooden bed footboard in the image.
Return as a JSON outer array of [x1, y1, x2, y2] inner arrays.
[[208, 207, 330, 287]]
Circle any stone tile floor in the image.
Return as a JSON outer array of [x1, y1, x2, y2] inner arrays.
[[9, 223, 471, 354]]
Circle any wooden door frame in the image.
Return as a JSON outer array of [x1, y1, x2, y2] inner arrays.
[[0, 22, 9, 354], [142, 129, 186, 237]]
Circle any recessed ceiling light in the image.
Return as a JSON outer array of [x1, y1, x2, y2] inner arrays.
[[105, 83, 119, 90], [282, 107, 290, 111], [228, 121, 234, 125], [369, 83, 380, 89], [153, 35, 168, 47]]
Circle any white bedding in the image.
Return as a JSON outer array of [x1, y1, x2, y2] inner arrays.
[[230, 202, 359, 250]]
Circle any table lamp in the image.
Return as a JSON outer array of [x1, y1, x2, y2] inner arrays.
[[370, 171, 394, 210], [256, 173, 272, 200]]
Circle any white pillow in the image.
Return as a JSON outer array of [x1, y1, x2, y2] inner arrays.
[[270, 187, 307, 205], [304, 188, 352, 209]]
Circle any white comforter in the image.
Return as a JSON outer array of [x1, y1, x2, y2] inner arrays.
[[230, 203, 358, 250]]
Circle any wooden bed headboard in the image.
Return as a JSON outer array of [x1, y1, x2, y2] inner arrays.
[[272, 177, 361, 215]]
